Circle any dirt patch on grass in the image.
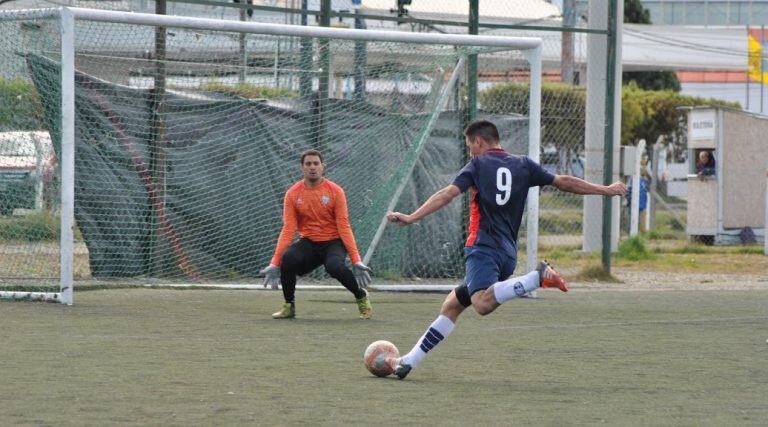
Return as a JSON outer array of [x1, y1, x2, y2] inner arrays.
[[573, 267, 768, 291]]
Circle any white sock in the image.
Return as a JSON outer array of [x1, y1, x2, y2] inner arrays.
[[492, 270, 540, 304], [401, 315, 455, 368]]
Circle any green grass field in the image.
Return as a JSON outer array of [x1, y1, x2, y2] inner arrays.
[[1, 287, 767, 426]]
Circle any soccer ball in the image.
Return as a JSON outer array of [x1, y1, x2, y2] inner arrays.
[[363, 340, 399, 377]]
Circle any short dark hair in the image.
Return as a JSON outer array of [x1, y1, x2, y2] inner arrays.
[[300, 149, 324, 164], [464, 119, 500, 143]]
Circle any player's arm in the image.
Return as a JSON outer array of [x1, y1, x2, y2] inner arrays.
[[334, 187, 372, 286], [260, 191, 297, 288], [334, 188, 362, 264], [387, 184, 462, 226], [552, 175, 627, 196], [269, 191, 299, 266]]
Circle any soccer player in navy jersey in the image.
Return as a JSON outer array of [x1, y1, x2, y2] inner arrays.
[[386, 119, 627, 379]]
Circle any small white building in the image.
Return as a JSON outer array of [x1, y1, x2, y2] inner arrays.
[[686, 106, 767, 244]]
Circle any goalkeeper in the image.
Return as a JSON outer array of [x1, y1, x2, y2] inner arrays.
[[259, 149, 373, 319]]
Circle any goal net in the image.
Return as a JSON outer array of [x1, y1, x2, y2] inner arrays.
[[0, 8, 541, 304]]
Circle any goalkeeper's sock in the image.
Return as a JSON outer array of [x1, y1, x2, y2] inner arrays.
[[401, 315, 455, 368], [281, 279, 296, 305], [492, 270, 540, 304]]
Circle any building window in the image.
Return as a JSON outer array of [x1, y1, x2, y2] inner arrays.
[[729, 2, 749, 25], [753, 3, 768, 24], [707, 2, 729, 26], [694, 149, 716, 177], [685, 2, 706, 25], [663, 2, 684, 25], [645, 3, 662, 24]]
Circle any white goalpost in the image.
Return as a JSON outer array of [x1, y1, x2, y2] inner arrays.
[[0, 7, 542, 305]]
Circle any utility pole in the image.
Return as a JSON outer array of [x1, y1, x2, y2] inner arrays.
[[238, 0, 246, 84], [561, 0, 575, 84], [601, 0, 619, 273], [299, 0, 313, 103], [467, 0, 479, 124], [353, 1, 367, 102], [316, 0, 331, 153], [149, 0, 167, 274]]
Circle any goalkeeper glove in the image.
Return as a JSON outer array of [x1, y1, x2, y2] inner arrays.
[[259, 264, 280, 289], [352, 262, 372, 288]]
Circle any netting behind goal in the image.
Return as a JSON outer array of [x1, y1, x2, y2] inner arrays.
[[0, 9, 539, 302]]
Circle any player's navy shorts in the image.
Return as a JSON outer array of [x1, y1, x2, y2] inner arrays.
[[463, 245, 517, 296]]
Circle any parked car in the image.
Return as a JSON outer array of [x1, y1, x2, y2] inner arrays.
[[0, 131, 56, 215], [540, 144, 585, 179]]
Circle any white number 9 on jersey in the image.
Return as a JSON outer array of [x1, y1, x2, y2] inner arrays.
[[495, 167, 512, 205]]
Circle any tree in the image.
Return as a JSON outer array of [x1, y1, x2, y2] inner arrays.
[[479, 82, 586, 149], [0, 78, 44, 132], [624, 0, 651, 24], [623, 71, 681, 92], [623, 0, 681, 92], [478, 81, 739, 165], [621, 81, 739, 160]]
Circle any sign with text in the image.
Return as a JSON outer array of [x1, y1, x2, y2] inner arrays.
[[690, 109, 716, 141]]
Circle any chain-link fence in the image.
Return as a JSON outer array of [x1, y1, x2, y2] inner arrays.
[[0, 5, 554, 290], [0, 0, 617, 287]]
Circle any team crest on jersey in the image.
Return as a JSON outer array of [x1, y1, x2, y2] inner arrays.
[[321, 195, 330, 205], [296, 198, 303, 206]]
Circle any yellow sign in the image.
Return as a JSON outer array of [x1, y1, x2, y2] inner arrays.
[[748, 33, 768, 82]]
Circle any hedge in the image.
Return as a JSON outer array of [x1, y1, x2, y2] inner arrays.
[[0, 77, 45, 131], [479, 81, 740, 151]]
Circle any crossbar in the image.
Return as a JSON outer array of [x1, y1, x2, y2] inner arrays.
[[0, 7, 541, 51]]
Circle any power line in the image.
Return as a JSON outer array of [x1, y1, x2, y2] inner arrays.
[[625, 26, 755, 59]]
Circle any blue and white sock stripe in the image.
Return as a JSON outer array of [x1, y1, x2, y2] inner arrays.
[[419, 327, 445, 353]]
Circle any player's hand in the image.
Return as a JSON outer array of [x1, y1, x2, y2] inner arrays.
[[386, 211, 413, 226], [606, 181, 628, 196], [259, 264, 280, 289], [352, 262, 373, 288]]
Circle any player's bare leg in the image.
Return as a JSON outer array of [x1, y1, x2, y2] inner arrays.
[[393, 263, 568, 379], [482, 261, 568, 310]]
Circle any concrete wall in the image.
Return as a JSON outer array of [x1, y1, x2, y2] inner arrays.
[[722, 109, 768, 229], [687, 177, 717, 230], [686, 108, 717, 232]]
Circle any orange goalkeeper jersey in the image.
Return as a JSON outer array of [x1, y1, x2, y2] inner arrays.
[[270, 178, 362, 266]]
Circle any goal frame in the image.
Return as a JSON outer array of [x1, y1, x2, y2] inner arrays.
[[0, 7, 542, 305]]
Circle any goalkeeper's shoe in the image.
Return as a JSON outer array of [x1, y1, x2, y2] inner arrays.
[[537, 260, 568, 292], [272, 302, 295, 319], [356, 289, 373, 319], [391, 358, 412, 380]]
